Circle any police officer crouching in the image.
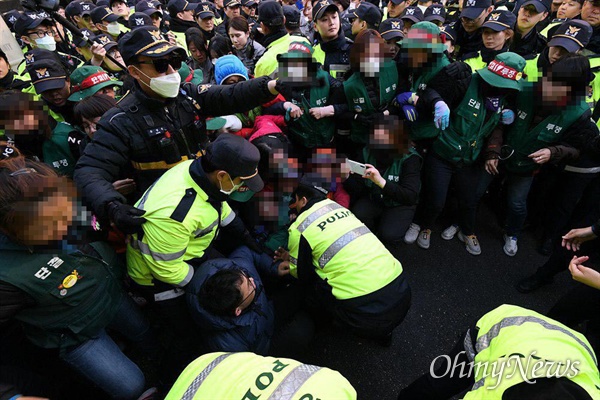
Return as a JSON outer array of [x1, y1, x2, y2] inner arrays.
[[74, 26, 281, 235], [278, 174, 412, 346]]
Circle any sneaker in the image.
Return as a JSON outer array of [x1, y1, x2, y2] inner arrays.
[[404, 223, 420, 244], [441, 224, 459, 240], [458, 231, 482, 256], [417, 229, 431, 249], [503, 235, 518, 256]]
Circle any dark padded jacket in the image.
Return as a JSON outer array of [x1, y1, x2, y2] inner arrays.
[[185, 247, 276, 354], [73, 77, 276, 220]]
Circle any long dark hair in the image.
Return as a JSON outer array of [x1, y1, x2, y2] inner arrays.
[[73, 94, 117, 128]]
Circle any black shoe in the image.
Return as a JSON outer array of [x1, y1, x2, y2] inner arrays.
[[516, 275, 553, 293], [538, 238, 554, 256]]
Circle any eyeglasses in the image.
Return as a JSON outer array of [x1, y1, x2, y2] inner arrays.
[[28, 28, 57, 38], [136, 56, 183, 73]]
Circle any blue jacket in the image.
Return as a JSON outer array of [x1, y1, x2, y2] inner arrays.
[[186, 246, 277, 354]]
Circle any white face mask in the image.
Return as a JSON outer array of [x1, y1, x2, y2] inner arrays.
[[35, 35, 56, 51], [219, 173, 243, 195], [107, 21, 121, 36], [135, 67, 182, 98], [361, 57, 382, 77]]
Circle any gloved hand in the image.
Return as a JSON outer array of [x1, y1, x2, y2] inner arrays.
[[402, 105, 418, 122], [107, 201, 146, 235], [444, 62, 472, 80], [354, 113, 376, 127], [501, 109, 515, 125], [395, 92, 415, 106], [242, 230, 263, 254], [434, 101, 450, 130]]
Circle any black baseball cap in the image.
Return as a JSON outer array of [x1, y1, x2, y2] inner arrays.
[[73, 28, 96, 47], [136, 0, 162, 15], [26, 59, 68, 93], [481, 9, 516, 30], [440, 24, 457, 41], [90, 7, 120, 24], [23, 48, 61, 67], [460, 0, 491, 20], [118, 26, 186, 63], [3, 10, 21, 31], [548, 19, 593, 53], [14, 13, 54, 36], [283, 5, 300, 28], [400, 6, 424, 23], [96, 0, 110, 6], [241, 0, 257, 7], [167, 0, 196, 15], [379, 18, 404, 40], [312, 0, 338, 20], [224, 0, 241, 7], [424, 4, 446, 23], [351, 2, 382, 28], [389, 0, 407, 4], [205, 133, 264, 192], [95, 33, 119, 51], [521, 0, 552, 13], [65, 1, 96, 18], [195, 2, 215, 18], [129, 11, 154, 27], [296, 173, 330, 198], [258, 1, 284, 26]]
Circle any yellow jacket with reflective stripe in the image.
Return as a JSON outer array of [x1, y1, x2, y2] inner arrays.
[[254, 34, 309, 78], [462, 304, 600, 400], [287, 198, 402, 300], [165, 352, 357, 400], [587, 55, 600, 127], [171, 30, 190, 55], [463, 52, 487, 72], [524, 54, 541, 83], [126, 160, 234, 287]]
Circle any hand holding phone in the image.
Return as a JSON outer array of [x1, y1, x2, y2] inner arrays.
[[347, 159, 367, 175]]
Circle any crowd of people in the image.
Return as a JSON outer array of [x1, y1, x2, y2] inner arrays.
[[1, 0, 600, 396]]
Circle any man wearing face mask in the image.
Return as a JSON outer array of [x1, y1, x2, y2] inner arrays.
[[74, 26, 282, 237], [90, 6, 129, 39], [14, 13, 84, 74]]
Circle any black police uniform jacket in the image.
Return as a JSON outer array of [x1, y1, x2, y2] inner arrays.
[[73, 76, 276, 221]]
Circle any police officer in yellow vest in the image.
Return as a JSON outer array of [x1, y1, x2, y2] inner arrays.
[[165, 352, 357, 399], [277, 174, 411, 345], [398, 304, 600, 400], [464, 10, 516, 71], [524, 19, 593, 82]]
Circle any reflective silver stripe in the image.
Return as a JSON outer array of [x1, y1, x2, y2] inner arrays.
[[297, 202, 343, 233], [267, 364, 321, 400], [194, 220, 218, 238], [464, 328, 476, 362], [220, 210, 236, 227], [318, 226, 370, 268], [177, 264, 194, 287], [154, 288, 185, 301], [181, 353, 232, 400], [564, 165, 600, 174], [289, 256, 298, 266], [131, 239, 187, 262], [476, 316, 598, 366], [137, 180, 158, 211]]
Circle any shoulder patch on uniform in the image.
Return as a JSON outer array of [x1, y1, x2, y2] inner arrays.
[[170, 188, 197, 223], [198, 84, 212, 94]]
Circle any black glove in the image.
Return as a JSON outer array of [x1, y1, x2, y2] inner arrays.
[[242, 230, 263, 254], [107, 201, 146, 235], [444, 62, 472, 81], [353, 113, 379, 127]]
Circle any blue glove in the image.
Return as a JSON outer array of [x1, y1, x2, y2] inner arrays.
[[434, 101, 450, 130], [501, 109, 515, 125], [402, 105, 418, 122], [395, 92, 415, 107]]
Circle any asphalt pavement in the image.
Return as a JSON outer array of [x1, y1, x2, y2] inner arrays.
[[302, 203, 578, 400]]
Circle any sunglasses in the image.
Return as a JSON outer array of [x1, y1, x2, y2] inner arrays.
[[136, 56, 183, 73]]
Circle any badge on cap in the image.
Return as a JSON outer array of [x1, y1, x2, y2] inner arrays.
[[134, 17, 145, 25], [489, 12, 500, 20], [198, 84, 211, 94], [150, 29, 162, 41], [25, 53, 35, 64], [58, 270, 83, 290], [566, 25, 581, 37], [8, 15, 16, 23], [35, 68, 49, 79], [391, 21, 401, 29]]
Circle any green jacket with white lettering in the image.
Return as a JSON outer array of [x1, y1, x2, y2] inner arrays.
[[0, 239, 124, 349]]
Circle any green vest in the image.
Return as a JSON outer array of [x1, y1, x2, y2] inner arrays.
[[504, 83, 588, 173], [165, 352, 357, 399], [287, 198, 402, 300], [43, 122, 81, 178], [408, 55, 451, 141], [0, 241, 124, 349], [464, 52, 487, 72], [287, 68, 335, 148], [523, 54, 541, 83], [432, 74, 503, 166], [463, 304, 600, 400], [362, 147, 421, 207], [343, 60, 398, 144], [586, 55, 600, 128]]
